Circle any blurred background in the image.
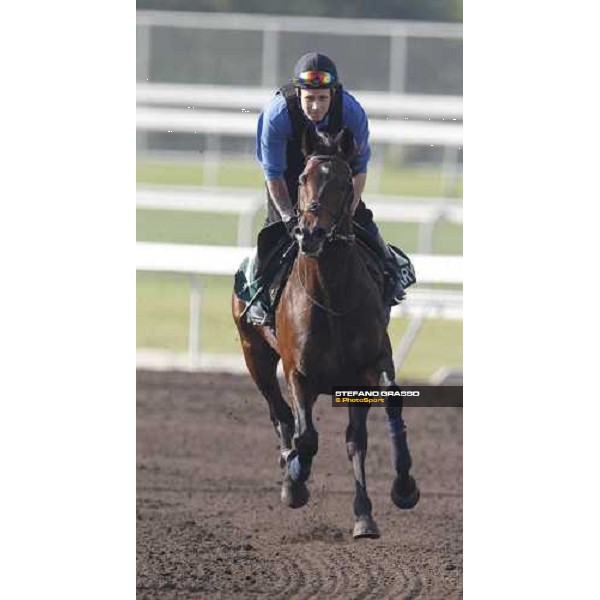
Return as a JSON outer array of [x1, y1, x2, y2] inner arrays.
[[136, 1, 463, 382]]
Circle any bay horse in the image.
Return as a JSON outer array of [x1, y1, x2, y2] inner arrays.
[[232, 127, 419, 539]]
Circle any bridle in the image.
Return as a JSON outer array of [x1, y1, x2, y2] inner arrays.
[[296, 154, 355, 244], [293, 153, 367, 316]]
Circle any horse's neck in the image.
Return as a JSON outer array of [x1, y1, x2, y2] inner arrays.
[[298, 244, 362, 299]]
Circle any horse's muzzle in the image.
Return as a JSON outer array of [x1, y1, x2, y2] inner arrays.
[[296, 226, 327, 257]]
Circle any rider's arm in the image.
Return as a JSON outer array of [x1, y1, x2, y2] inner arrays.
[[266, 177, 295, 221], [351, 172, 367, 215], [256, 96, 295, 221], [343, 92, 371, 214]]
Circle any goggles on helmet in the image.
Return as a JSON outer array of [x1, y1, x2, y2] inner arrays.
[[294, 70, 335, 88]]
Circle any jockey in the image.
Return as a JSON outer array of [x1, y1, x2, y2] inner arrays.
[[248, 52, 409, 325]]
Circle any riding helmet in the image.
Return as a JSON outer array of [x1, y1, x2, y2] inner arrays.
[[292, 53, 339, 89]]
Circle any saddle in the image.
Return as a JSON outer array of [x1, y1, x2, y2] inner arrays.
[[234, 222, 298, 326], [233, 222, 416, 326], [353, 224, 416, 305]]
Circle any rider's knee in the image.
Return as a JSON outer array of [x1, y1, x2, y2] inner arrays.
[[353, 202, 379, 238]]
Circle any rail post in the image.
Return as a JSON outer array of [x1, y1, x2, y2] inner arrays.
[[188, 274, 203, 368]]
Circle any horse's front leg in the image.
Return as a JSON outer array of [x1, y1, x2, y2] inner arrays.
[[280, 371, 318, 508], [379, 371, 420, 509], [347, 405, 380, 539]]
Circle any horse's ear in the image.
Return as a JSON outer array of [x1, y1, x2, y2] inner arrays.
[[301, 126, 320, 158], [336, 127, 356, 162]]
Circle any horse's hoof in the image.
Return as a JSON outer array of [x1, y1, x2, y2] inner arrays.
[[281, 477, 310, 509], [353, 516, 380, 539], [391, 475, 420, 509]]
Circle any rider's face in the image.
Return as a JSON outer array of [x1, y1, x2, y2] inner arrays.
[[299, 89, 332, 122]]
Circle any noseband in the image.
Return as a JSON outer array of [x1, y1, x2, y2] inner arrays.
[[297, 155, 355, 243]]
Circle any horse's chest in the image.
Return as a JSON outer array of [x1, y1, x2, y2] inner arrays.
[[298, 314, 380, 374]]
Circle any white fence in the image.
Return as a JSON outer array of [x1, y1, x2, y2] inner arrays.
[[136, 242, 462, 375], [137, 83, 463, 120], [136, 84, 463, 195], [137, 11, 463, 194], [137, 185, 462, 251], [137, 11, 462, 95], [136, 106, 462, 146]]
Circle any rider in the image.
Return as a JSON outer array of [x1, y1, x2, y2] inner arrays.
[[248, 52, 408, 324]]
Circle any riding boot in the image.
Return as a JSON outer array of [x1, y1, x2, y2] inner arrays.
[[245, 256, 275, 326], [240, 242, 275, 326], [246, 303, 274, 326], [245, 218, 300, 327], [371, 231, 406, 305]]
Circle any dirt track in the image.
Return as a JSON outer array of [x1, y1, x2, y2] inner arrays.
[[137, 371, 462, 599]]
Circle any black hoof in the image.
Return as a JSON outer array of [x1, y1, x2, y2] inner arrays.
[[391, 475, 420, 509], [353, 516, 380, 539], [281, 475, 310, 509]]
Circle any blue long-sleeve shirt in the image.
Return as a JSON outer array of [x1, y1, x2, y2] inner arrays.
[[256, 89, 371, 181]]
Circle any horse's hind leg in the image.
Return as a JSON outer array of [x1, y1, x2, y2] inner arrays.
[[347, 405, 380, 539], [233, 297, 294, 466]]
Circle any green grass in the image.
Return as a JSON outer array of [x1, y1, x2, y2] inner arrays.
[[137, 208, 463, 255], [137, 273, 462, 381], [136, 158, 463, 253], [136, 159, 462, 380], [137, 159, 264, 188], [137, 159, 463, 198], [388, 317, 463, 380], [137, 273, 235, 354], [375, 164, 463, 198], [137, 210, 246, 246]]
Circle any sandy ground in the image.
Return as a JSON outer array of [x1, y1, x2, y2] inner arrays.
[[137, 370, 462, 599]]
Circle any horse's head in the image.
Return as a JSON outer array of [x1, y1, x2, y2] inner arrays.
[[294, 127, 356, 257]]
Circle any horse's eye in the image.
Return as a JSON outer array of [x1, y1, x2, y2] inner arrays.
[[299, 175, 307, 185]]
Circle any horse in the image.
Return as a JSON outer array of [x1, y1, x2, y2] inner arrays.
[[232, 127, 419, 539]]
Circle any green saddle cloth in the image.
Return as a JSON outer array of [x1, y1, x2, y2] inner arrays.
[[234, 222, 297, 314], [233, 221, 416, 313], [234, 252, 264, 306]]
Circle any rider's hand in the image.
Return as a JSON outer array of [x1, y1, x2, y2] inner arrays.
[[283, 215, 299, 238]]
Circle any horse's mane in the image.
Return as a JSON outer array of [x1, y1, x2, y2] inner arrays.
[[302, 127, 357, 163], [311, 130, 340, 155]]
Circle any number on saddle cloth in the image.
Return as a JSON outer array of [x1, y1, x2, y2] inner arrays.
[[388, 244, 417, 290]]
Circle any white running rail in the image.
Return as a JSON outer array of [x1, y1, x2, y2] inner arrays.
[[136, 242, 462, 374], [136, 186, 462, 250]]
